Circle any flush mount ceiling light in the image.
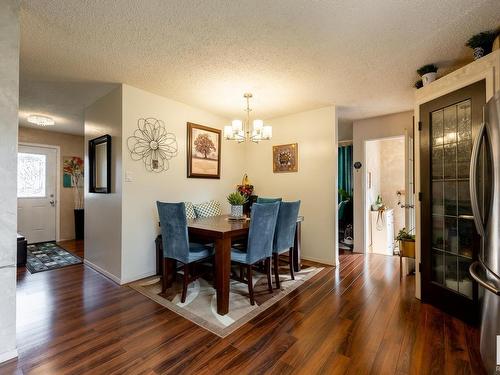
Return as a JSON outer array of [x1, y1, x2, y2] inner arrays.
[[27, 115, 55, 127], [223, 93, 272, 143]]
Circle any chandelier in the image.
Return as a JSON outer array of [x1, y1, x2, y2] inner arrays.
[[223, 93, 272, 143]]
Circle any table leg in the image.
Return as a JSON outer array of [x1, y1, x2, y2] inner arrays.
[[293, 221, 302, 272], [215, 237, 231, 315]]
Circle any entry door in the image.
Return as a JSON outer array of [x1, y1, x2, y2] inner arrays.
[[420, 80, 485, 323], [17, 145, 57, 244]]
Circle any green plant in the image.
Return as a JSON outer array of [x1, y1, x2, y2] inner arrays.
[[338, 188, 352, 201], [417, 64, 438, 76], [466, 30, 498, 51], [227, 192, 247, 205], [414, 79, 423, 89], [396, 228, 415, 242]]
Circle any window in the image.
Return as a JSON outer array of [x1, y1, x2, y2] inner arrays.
[[17, 152, 46, 198]]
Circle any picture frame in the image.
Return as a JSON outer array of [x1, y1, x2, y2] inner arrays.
[[187, 122, 221, 179], [273, 143, 298, 173]]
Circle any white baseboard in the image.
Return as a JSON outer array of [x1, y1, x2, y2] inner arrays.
[[301, 256, 335, 266], [84, 259, 122, 285], [0, 349, 18, 364], [120, 270, 157, 285]]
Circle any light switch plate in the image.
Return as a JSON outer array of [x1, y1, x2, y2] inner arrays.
[[125, 171, 133, 182]]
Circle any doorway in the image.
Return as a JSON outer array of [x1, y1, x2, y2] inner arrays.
[[363, 135, 414, 256], [17, 143, 60, 244]]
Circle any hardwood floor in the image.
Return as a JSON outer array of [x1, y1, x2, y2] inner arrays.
[[1, 242, 485, 374]]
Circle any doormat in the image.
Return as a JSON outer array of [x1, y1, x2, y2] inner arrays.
[[26, 242, 82, 274]]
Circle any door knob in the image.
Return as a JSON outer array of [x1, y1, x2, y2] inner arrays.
[[49, 200, 55, 206]]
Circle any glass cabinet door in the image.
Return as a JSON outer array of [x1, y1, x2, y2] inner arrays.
[[430, 100, 475, 299]]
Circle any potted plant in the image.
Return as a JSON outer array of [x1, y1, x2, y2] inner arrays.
[[63, 157, 84, 239], [417, 64, 438, 86], [227, 192, 247, 218], [396, 228, 415, 257], [466, 30, 499, 60]]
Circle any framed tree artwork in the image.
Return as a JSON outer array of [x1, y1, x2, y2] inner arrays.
[[273, 143, 298, 173], [187, 122, 221, 178]]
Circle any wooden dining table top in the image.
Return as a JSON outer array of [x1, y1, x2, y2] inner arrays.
[[187, 214, 304, 239]]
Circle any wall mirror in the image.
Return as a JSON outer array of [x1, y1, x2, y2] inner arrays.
[[89, 134, 111, 193]]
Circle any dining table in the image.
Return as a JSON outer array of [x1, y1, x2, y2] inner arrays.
[[155, 214, 303, 315]]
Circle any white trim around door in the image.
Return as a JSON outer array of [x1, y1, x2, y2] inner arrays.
[[18, 142, 61, 242]]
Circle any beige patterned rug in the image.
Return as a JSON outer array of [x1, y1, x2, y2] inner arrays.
[[129, 264, 322, 338]]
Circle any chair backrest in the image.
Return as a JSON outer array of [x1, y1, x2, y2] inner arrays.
[[256, 197, 282, 204], [245, 202, 280, 263], [273, 201, 301, 253], [156, 201, 190, 263]]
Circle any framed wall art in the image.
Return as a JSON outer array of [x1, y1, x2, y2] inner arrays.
[[273, 143, 298, 173], [187, 122, 221, 179]]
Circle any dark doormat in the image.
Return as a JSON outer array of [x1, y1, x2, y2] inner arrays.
[[26, 242, 82, 274]]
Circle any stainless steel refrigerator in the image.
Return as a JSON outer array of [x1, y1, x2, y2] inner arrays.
[[469, 90, 500, 374]]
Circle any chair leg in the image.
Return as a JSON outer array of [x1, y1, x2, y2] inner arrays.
[[247, 265, 255, 305], [265, 257, 273, 293], [289, 247, 295, 280], [181, 264, 189, 303], [273, 253, 280, 289], [239, 264, 244, 281], [161, 257, 168, 294]]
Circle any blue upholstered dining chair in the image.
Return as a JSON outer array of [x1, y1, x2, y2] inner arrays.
[[256, 197, 282, 204], [230, 202, 280, 305], [156, 201, 214, 303], [272, 201, 301, 289]]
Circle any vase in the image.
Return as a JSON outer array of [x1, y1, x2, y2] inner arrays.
[[231, 205, 243, 218], [74, 208, 84, 240], [473, 47, 484, 60], [422, 72, 437, 86]]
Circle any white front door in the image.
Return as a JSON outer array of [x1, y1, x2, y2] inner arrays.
[[17, 145, 57, 244]]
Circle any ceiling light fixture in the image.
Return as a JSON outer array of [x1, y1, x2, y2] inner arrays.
[[223, 93, 272, 143], [27, 115, 55, 127]]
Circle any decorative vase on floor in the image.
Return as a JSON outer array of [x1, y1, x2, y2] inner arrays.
[[231, 205, 243, 218], [422, 72, 437, 86], [74, 208, 84, 240], [473, 47, 485, 60]]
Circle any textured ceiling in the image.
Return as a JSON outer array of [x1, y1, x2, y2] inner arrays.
[[19, 80, 116, 135], [19, 0, 500, 134]]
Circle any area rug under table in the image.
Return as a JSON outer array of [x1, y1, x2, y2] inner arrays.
[[130, 264, 322, 338], [26, 242, 82, 274]]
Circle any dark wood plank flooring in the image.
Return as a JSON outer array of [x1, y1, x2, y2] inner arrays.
[[1, 241, 485, 374]]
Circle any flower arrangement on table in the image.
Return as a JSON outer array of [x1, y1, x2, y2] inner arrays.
[[237, 173, 254, 198]]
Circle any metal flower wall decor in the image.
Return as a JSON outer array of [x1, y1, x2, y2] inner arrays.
[[127, 118, 178, 172]]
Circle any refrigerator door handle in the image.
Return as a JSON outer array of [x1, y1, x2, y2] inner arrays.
[[470, 261, 500, 295], [470, 121, 486, 237]]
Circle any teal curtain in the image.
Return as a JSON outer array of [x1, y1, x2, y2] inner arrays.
[[338, 145, 353, 202]]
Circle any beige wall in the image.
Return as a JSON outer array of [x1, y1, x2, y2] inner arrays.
[[84, 86, 123, 282], [337, 119, 353, 142], [18, 127, 84, 240], [379, 138, 405, 237], [0, 0, 19, 364], [353, 110, 412, 252], [365, 137, 405, 247], [246, 106, 338, 265], [120, 84, 246, 283]]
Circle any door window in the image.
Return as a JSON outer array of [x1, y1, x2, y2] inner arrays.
[[17, 152, 47, 198], [430, 99, 474, 299]]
